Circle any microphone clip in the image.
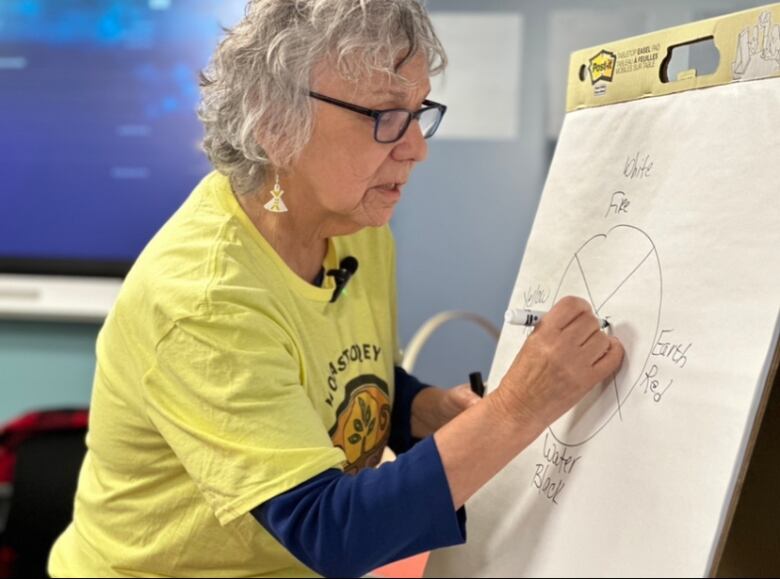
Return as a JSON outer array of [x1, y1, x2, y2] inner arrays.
[[326, 256, 359, 303]]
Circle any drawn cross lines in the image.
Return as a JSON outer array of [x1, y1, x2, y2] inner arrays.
[[549, 225, 663, 448]]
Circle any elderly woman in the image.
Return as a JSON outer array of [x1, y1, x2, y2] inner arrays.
[[49, 1, 623, 577]]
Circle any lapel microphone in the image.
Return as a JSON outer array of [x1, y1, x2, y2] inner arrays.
[[326, 256, 359, 303]]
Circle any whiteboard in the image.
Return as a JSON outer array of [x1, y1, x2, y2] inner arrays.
[[425, 71, 780, 578]]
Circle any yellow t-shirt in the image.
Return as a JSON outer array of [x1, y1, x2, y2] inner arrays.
[[49, 172, 400, 578]]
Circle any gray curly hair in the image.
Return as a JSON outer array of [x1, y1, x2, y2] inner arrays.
[[198, 0, 447, 196]]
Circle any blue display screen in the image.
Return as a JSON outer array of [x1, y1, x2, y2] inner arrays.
[[0, 1, 245, 274]]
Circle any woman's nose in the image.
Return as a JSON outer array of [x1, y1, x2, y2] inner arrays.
[[391, 119, 428, 163]]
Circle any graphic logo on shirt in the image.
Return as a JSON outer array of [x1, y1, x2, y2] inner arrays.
[[329, 375, 391, 475], [324, 343, 383, 408]]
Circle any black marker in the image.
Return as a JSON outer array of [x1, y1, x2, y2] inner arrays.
[[469, 372, 486, 398]]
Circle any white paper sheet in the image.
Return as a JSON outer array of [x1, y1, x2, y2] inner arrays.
[[425, 76, 780, 578]]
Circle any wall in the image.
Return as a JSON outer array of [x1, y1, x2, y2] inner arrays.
[[0, 0, 769, 423], [0, 321, 98, 423]]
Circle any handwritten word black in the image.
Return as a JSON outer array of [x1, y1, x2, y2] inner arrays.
[[651, 329, 691, 368], [624, 152, 654, 180], [533, 464, 566, 503], [532, 433, 582, 504], [523, 284, 550, 308], [605, 191, 630, 217]]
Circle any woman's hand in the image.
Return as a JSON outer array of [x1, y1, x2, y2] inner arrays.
[[433, 296, 624, 509], [411, 384, 482, 439], [493, 296, 625, 434]]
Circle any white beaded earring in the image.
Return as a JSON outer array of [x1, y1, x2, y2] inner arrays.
[[264, 172, 288, 213]]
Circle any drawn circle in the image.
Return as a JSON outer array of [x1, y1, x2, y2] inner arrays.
[[548, 225, 662, 447]]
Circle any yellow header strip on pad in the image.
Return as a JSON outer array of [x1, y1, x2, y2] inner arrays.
[[567, 3, 780, 111]]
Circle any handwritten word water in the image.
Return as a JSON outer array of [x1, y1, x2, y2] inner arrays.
[[532, 433, 582, 504]]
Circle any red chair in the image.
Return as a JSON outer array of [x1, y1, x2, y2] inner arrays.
[[0, 410, 88, 578]]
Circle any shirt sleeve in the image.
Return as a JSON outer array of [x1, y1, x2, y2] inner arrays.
[[253, 435, 466, 578], [142, 310, 346, 526], [388, 366, 431, 455]]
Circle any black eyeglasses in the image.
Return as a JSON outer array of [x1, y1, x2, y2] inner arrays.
[[308, 91, 447, 144]]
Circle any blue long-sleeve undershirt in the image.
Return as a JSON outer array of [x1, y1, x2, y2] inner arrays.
[[387, 366, 428, 455], [252, 367, 466, 578], [253, 437, 465, 578]]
